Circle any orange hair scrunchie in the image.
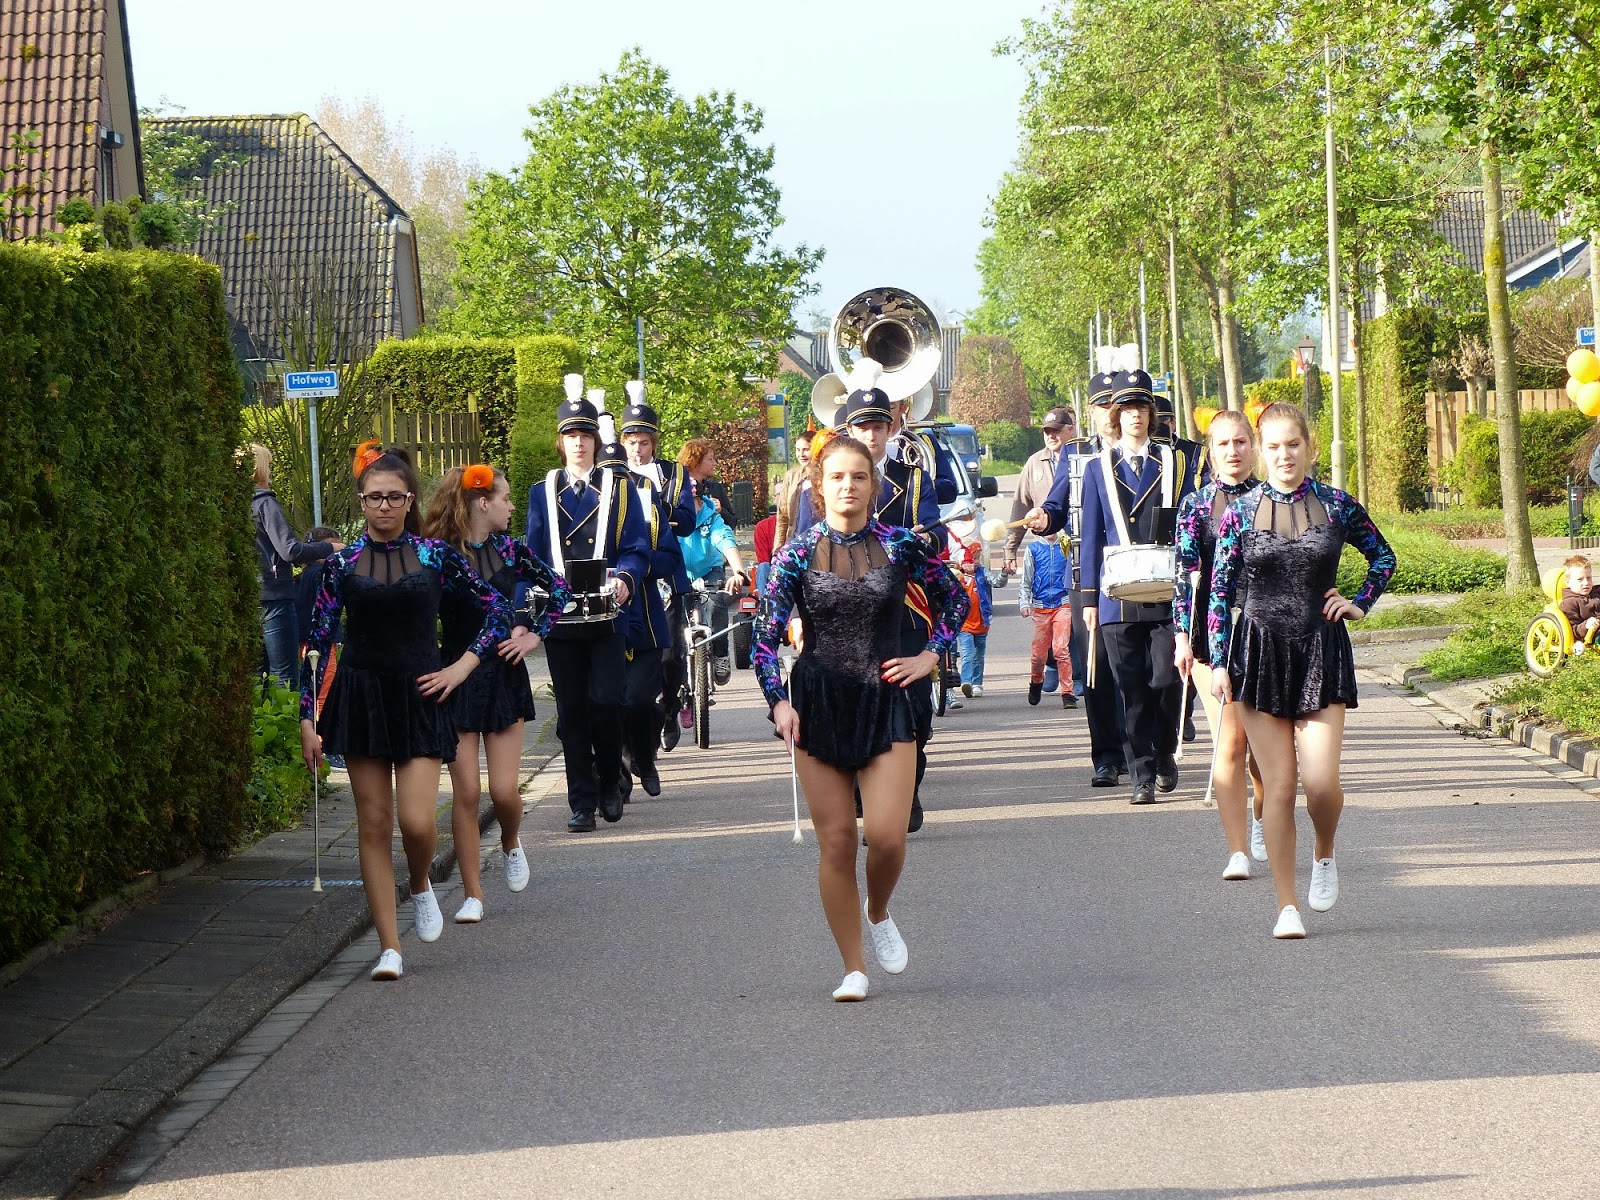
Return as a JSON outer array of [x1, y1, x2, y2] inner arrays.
[[462, 464, 495, 491], [352, 439, 383, 478]]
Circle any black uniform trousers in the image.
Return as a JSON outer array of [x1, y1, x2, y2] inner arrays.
[[1070, 590, 1127, 772], [546, 630, 626, 816], [622, 648, 664, 777], [1100, 620, 1181, 787], [659, 596, 687, 723]]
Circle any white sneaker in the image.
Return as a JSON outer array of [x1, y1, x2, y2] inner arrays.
[[714, 655, 732, 684], [1222, 851, 1251, 881], [504, 842, 530, 892], [1308, 856, 1339, 912], [1273, 905, 1307, 939], [948, 695, 964, 710], [1249, 815, 1268, 862], [970, 685, 984, 698], [832, 971, 869, 1001], [411, 887, 444, 943], [370, 949, 403, 981], [454, 897, 483, 923], [864, 902, 908, 974]]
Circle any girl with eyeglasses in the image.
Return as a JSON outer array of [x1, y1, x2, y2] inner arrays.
[[424, 464, 571, 924], [299, 445, 511, 981]]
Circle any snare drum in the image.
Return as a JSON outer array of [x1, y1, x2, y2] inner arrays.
[[552, 558, 619, 634], [1101, 543, 1177, 603]]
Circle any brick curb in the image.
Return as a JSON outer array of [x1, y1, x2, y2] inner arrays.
[[1, 715, 563, 1200]]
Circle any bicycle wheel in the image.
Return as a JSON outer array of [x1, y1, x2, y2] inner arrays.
[[933, 654, 948, 716], [732, 615, 753, 671], [693, 646, 712, 749]]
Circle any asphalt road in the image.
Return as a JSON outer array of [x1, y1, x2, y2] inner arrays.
[[117, 590, 1600, 1199]]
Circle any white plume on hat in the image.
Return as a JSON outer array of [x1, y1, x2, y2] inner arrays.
[[1111, 342, 1142, 372], [598, 413, 618, 444], [625, 380, 645, 406], [1093, 344, 1118, 376], [587, 388, 606, 411], [846, 357, 883, 394], [563, 373, 584, 402]]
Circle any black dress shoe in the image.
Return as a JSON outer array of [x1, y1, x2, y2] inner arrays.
[[640, 768, 661, 797], [567, 811, 597, 832], [908, 798, 925, 834], [1156, 761, 1179, 793], [661, 713, 681, 752], [1092, 765, 1118, 787], [599, 787, 625, 824], [1183, 716, 1198, 743], [1028, 681, 1042, 706], [1061, 693, 1078, 709], [1131, 782, 1157, 805]]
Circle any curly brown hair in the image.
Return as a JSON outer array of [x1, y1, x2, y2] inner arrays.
[[423, 464, 507, 553]]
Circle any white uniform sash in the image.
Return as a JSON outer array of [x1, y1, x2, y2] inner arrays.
[[544, 467, 615, 577], [1098, 442, 1173, 548]]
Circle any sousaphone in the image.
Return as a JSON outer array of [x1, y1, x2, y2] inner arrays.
[[810, 287, 942, 429]]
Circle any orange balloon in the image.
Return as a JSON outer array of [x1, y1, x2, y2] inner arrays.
[[1568, 348, 1600, 385], [1577, 380, 1600, 418]]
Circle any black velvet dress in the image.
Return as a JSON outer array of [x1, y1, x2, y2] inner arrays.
[[318, 539, 459, 763], [1227, 489, 1360, 718], [442, 539, 538, 735], [788, 532, 921, 771]]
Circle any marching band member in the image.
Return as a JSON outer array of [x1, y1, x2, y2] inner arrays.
[[425, 464, 570, 923], [1207, 403, 1394, 939], [1171, 411, 1262, 881], [524, 378, 650, 833], [753, 433, 967, 1002], [795, 367, 943, 831], [888, 395, 958, 505], [299, 446, 510, 981], [1028, 369, 1196, 804], [1154, 388, 1209, 742]]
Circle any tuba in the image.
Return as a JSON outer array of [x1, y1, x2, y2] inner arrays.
[[809, 286, 942, 431]]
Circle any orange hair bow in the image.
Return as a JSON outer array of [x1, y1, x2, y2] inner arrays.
[[352, 439, 384, 478], [462, 464, 495, 491]]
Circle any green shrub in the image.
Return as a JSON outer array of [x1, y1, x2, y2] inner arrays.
[[1377, 503, 1598, 540], [245, 683, 320, 837], [0, 244, 256, 964], [99, 200, 133, 250], [1360, 310, 1434, 512], [362, 336, 519, 465], [980, 420, 1040, 465], [1418, 591, 1543, 680], [1337, 527, 1506, 596], [1447, 409, 1592, 507], [508, 335, 583, 506], [1496, 654, 1600, 738]]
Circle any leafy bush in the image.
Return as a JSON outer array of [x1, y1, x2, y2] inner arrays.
[[1337, 527, 1506, 596], [508, 335, 583, 505], [980, 420, 1040, 466], [1448, 409, 1593, 507], [362, 337, 519, 465], [1377, 503, 1598, 540], [245, 683, 320, 837], [1418, 591, 1543, 680], [1496, 654, 1600, 739], [0, 244, 256, 963], [1360, 309, 1434, 512]]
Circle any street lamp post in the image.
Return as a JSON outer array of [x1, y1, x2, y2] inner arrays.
[[1324, 36, 1346, 489], [1294, 335, 1322, 423]]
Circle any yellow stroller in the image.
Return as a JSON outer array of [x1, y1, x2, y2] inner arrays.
[[1524, 567, 1585, 677]]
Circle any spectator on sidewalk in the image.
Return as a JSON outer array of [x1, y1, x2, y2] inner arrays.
[[773, 435, 814, 547], [949, 512, 993, 698], [754, 511, 777, 598], [1019, 534, 1076, 709], [247, 444, 339, 688]]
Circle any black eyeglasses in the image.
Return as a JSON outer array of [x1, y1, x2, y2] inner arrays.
[[359, 491, 413, 509]]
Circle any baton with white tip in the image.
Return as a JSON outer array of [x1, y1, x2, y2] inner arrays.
[[307, 649, 323, 893]]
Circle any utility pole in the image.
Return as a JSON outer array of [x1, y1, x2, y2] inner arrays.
[[1138, 262, 1149, 369], [1324, 37, 1346, 489], [635, 316, 646, 381], [1168, 227, 1184, 439]]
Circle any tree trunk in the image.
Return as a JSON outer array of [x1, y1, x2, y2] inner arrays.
[[1199, 274, 1230, 409], [1216, 273, 1246, 411], [1346, 274, 1369, 507], [1472, 376, 1488, 419], [1482, 139, 1538, 592]]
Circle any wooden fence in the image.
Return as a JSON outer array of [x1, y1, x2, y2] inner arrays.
[[1425, 387, 1572, 478], [373, 408, 481, 483]]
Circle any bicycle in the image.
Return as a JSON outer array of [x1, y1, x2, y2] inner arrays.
[[680, 575, 755, 750], [932, 639, 961, 717]]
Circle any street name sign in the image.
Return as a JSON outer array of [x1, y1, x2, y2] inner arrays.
[[284, 370, 340, 398], [1579, 327, 1595, 348]]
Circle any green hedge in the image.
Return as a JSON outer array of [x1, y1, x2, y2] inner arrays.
[[0, 245, 256, 963], [363, 336, 519, 465], [1447, 409, 1592, 507], [508, 335, 583, 505], [980, 420, 1042, 465], [1360, 310, 1434, 512], [1337, 527, 1506, 596]]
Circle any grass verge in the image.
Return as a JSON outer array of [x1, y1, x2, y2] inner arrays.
[[1495, 655, 1600, 739], [1416, 590, 1543, 681]]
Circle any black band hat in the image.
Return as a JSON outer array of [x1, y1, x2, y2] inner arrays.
[[1110, 368, 1156, 407], [557, 374, 599, 434], [838, 358, 893, 428], [619, 380, 659, 436], [597, 442, 629, 475], [1088, 371, 1119, 407]]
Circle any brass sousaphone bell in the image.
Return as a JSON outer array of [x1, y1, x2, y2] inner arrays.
[[810, 287, 942, 429]]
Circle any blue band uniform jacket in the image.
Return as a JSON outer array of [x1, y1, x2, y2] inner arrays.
[[523, 469, 651, 638], [1078, 443, 1198, 626]]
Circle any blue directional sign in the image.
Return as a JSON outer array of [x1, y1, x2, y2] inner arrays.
[[1580, 327, 1595, 348], [283, 369, 340, 398]]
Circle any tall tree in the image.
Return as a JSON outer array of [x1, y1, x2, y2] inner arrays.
[[451, 50, 821, 431], [315, 96, 477, 321]]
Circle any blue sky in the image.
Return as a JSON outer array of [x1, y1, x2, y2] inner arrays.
[[124, 0, 1043, 327]]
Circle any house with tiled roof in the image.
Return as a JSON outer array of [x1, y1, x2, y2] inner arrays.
[[1, 0, 144, 237], [141, 113, 423, 365], [1434, 187, 1589, 290]]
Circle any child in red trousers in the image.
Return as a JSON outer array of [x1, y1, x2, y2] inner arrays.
[[1020, 535, 1075, 709]]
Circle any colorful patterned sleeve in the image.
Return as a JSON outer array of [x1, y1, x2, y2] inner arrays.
[[1320, 482, 1396, 612], [752, 525, 818, 707], [299, 547, 350, 721], [888, 524, 968, 655], [425, 539, 512, 660], [1206, 498, 1250, 667], [503, 535, 572, 641], [1173, 486, 1208, 638]]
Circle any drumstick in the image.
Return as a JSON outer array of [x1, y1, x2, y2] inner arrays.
[[1087, 622, 1098, 691]]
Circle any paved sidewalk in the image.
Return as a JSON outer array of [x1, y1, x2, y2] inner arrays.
[[0, 667, 559, 1200]]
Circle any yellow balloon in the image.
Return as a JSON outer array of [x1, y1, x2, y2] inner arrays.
[[1567, 348, 1600, 385], [1577, 380, 1600, 418], [1568, 376, 1581, 400]]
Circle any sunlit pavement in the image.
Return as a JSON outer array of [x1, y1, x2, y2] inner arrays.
[[109, 601, 1600, 1199]]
